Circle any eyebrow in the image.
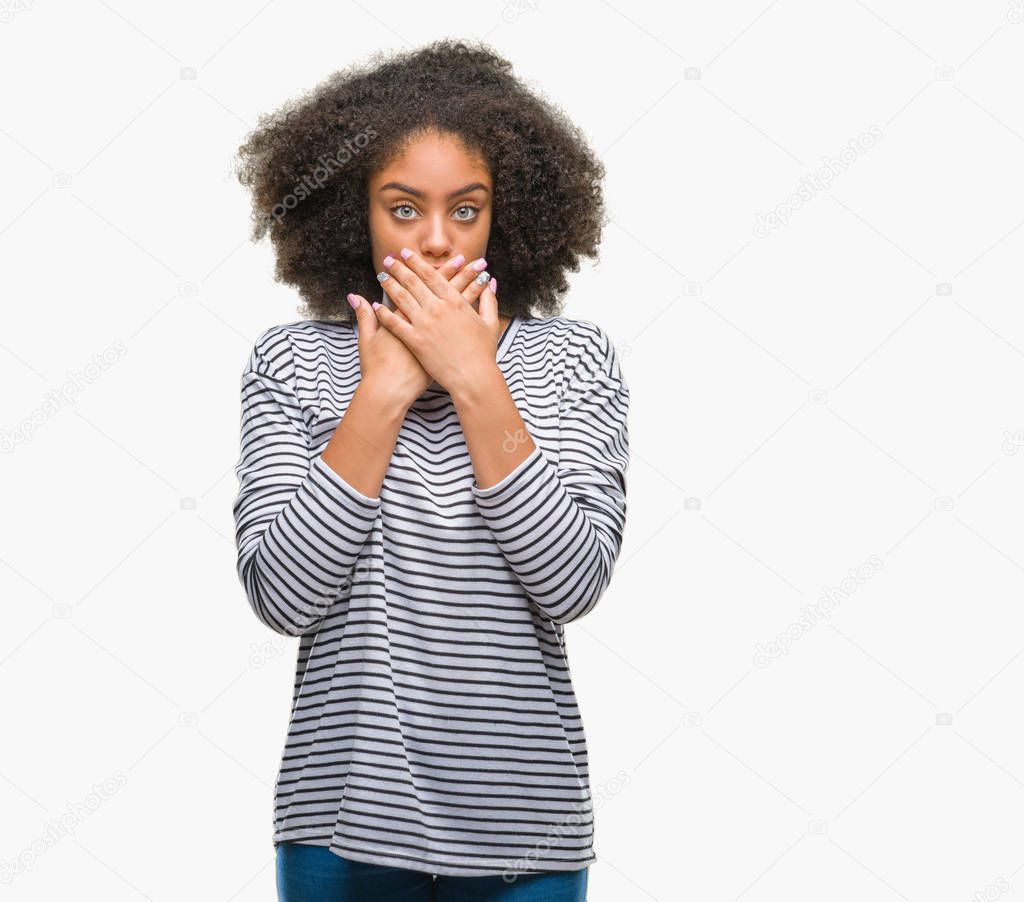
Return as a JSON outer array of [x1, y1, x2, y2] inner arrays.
[[377, 181, 490, 199]]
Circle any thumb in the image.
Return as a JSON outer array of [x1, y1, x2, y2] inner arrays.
[[348, 293, 377, 343], [477, 275, 498, 331]]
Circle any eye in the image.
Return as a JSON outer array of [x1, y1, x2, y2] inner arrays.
[[388, 202, 480, 222], [390, 203, 417, 220]]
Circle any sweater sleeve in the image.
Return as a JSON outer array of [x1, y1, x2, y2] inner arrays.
[[232, 330, 381, 637], [470, 323, 630, 624]]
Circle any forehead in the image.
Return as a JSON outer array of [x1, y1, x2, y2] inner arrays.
[[371, 131, 491, 192]]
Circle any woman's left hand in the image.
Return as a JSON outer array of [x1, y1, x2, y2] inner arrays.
[[372, 248, 502, 397]]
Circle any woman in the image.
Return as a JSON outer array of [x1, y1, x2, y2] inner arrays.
[[232, 38, 629, 902]]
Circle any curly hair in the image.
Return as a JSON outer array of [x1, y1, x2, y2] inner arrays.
[[232, 38, 607, 323]]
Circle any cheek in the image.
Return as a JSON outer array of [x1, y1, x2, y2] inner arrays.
[[475, 210, 492, 241]]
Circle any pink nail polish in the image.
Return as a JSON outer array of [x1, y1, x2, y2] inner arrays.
[[347, 293, 360, 309], [490, 277, 497, 296], [472, 258, 487, 272], [372, 301, 382, 310], [382, 255, 395, 267], [400, 248, 413, 260], [451, 253, 465, 268]]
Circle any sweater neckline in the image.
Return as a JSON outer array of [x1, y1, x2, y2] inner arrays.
[[495, 314, 520, 363]]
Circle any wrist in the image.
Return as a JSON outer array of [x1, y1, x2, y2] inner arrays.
[[449, 362, 506, 409], [355, 377, 411, 421]]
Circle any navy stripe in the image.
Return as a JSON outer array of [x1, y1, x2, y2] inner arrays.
[[232, 313, 629, 877]]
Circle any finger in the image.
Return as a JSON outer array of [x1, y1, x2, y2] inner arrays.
[[476, 274, 498, 329], [383, 249, 444, 305], [397, 247, 453, 301], [372, 299, 416, 343], [461, 266, 493, 311], [438, 253, 466, 280], [348, 292, 377, 342], [380, 287, 413, 323], [449, 256, 490, 294], [377, 267, 424, 322]]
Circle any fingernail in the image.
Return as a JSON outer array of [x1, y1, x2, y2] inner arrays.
[[372, 301, 382, 311], [382, 255, 395, 267], [347, 293, 360, 309], [376, 271, 390, 282], [490, 277, 497, 296], [451, 253, 466, 268], [400, 248, 413, 260], [472, 257, 487, 272]]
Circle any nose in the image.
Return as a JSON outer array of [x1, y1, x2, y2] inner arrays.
[[418, 211, 452, 261]]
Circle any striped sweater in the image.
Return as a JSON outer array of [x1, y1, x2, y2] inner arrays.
[[231, 311, 630, 877]]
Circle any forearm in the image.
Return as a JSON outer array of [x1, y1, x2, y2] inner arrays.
[[321, 378, 409, 499], [470, 450, 621, 623], [450, 363, 537, 490], [450, 364, 616, 623], [453, 341, 630, 625], [234, 369, 395, 637]]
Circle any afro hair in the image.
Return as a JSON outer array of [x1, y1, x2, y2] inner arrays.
[[233, 38, 607, 323]]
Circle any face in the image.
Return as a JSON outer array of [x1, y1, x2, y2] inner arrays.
[[367, 130, 493, 307]]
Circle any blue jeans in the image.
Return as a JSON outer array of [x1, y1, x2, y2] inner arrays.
[[276, 840, 589, 901]]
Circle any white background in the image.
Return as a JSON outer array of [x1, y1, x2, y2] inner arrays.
[[3, 1, 1024, 899]]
